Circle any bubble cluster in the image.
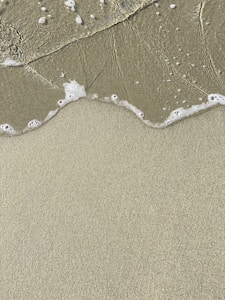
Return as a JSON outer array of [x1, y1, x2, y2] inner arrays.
[[111, 94, 119, 101], [0, 123, 16, 134], [27, 119, 42, 129], [64, 0, 76, 11]]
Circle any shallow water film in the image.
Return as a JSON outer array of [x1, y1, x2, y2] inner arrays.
[[0, 0, 225, 135]]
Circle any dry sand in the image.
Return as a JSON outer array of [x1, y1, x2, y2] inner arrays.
[[1, 101, 225, 299]]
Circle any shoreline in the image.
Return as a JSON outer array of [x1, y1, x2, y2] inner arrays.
[[1, 100, 225, 299]]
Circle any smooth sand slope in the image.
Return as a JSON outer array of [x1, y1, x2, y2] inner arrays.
[[1, 101, 225, 299]]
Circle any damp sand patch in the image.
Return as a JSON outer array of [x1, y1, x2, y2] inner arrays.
[[1, 0, 225, 135], [0, 0, 154, 63]]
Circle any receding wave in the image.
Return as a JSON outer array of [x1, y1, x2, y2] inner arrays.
[[0, 0, 225, 136]]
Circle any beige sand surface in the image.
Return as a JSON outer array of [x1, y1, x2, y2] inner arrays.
[[1, 101, 225, 299]]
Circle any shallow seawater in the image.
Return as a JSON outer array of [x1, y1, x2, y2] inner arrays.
[[0, 0, 225, 135]]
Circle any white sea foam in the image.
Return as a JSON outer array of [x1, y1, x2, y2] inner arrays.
[[27, 119, 42, 129], [97, 92, 225, 128], [75, 15, 83, 25], [0, 123, 16, 134], [0, 81, 87, 135], [1, 58, 23, 67], [22, 119, 42, 133], [104, 95, 145, 119], [160, 93, 225, 127], [64, 0, 76, 11], [57, 80, 87, 107], [119, 100, 145, 119], [38, 16, 47, 25], [1, 79, 225, 136]]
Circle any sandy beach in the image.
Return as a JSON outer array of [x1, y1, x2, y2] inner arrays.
[[1, 101, 225, 299], [1, 0, 225, 298]]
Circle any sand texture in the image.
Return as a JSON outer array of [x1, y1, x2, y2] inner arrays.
[[1, 101, 225, 299]]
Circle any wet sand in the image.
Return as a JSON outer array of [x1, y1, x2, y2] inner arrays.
[[1, 0, 225, 134], [1, 102, 225, 299], [0, 0, 153, 63]]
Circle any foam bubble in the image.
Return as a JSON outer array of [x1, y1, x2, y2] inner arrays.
[[75, 15, 83, 25], [64, 0, 76, 11], [90, 93, 99, 100], [0, 123, 16, 134], [170, 4, 176, 9], [57, 99, 67, 107], [111, 94, 119, 102], [1, 58, 23, 67], [41, 6, 47, 12], [38, 17, 47, 25], [208, 94, 225, 104], [27, 119, 42, 129]]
